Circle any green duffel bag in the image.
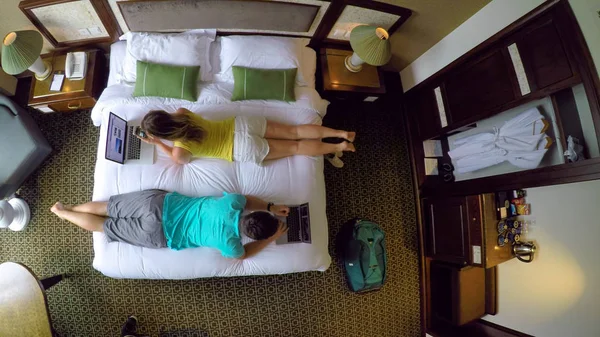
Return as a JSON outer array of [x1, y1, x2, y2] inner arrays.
[[338, 218, 387, 293]]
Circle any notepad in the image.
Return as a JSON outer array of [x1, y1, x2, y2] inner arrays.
[[50, 74, 65, 91]]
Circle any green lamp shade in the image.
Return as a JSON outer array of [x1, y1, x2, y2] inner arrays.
[[1, 30, 44, 75], [349, 25, 392, 66]]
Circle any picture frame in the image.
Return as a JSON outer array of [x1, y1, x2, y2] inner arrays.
[[19, 0, 121, 48]]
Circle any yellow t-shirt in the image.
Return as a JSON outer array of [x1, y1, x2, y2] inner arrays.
[[174, 114, 235, 161]]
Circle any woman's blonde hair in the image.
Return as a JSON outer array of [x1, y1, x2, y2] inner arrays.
[[141, 110, 205, 142]]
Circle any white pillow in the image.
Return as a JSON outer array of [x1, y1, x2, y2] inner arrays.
[[302, 46, 317, 89], [120, 30, 216, 83], [218, 35, 312, 87]]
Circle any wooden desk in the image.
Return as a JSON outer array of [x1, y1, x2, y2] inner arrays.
[[0, 262, 64, 337]]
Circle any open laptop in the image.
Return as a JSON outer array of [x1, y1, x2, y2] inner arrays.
[[276, 203, 312, 245], [105, 112, 154, 165]]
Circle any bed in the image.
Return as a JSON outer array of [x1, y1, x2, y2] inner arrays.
[[90, 35, 331, 279]]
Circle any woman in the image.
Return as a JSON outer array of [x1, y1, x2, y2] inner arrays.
[[139, 108, 355, 165]]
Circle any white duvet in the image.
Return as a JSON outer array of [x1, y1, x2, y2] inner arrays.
[[90, 82, 331, 279]]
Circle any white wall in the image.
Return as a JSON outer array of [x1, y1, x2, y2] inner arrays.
[[400, 0, 600, 92], [482, 180, 600, 337]]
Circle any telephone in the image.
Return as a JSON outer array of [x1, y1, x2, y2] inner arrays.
[[65, 52, 87, 80]]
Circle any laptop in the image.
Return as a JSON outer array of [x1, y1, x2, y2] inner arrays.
[[105, 112, 155, 165], [276, 203, 312, 245]]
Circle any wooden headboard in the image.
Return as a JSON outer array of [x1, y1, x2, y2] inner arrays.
[[118, 0, 321, 34], [19, 0, 413, 48]]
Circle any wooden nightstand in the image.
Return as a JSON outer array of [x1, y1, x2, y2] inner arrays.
[[28, 49, 106, 113], [319, 48, 386, 101]]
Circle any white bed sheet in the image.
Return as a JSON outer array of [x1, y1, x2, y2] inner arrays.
[[92, 70, 331, 279]]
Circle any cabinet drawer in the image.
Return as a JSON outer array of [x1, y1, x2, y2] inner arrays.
[[47, 97, 96, 113], [444, 50, 517, 125], [424, 197, 470, 265]]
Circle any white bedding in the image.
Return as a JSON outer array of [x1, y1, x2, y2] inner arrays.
[[92, 44, 330, 279]]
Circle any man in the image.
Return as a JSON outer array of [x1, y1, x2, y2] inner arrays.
[[50, 190, 289, 259]]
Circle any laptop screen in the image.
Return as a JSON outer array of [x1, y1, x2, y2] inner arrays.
[[105, 112, 127, 164]]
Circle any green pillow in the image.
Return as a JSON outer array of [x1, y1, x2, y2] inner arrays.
[[133, 61, 199, 101], [231, 66, 296, 102]]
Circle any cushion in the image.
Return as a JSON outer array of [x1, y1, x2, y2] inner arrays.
[[133, 61, 199, 101], [219, 35, 310, 87], [121, 30, 215, 83], [231, 66, 296, 102]]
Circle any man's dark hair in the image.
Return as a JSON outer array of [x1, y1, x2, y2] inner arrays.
[[241, 212, 279, 240]]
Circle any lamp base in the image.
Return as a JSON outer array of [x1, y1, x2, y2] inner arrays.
[[344, 55, 363, 73], [34, 60, 53, 81], [7, 198, 30, 231]]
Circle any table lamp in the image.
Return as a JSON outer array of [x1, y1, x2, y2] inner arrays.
[[345, 25, 392, 73], [1, 30, 52, 81], [0, 197, 30, 231]]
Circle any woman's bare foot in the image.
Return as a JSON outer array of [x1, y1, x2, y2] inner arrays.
[[339, 141, 356, 152], [50, 202, 66, 219], [345, 131, 356, 142]]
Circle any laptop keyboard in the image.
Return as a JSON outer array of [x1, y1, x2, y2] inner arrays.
[[127, 126, 141, 160], [287, 207, 302, 242]]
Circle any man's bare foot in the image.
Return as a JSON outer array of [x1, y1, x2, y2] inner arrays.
[[50, 202, 66, 219], [340, 141, 356, 152], [345, 131, 356, 142]]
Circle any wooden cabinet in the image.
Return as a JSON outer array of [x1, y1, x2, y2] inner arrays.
[[444, 50, 517, 125], [407, 87, 441, 140], [514, 12, 576, 92], [424, 194, 514, 268], [423, 197, 471, 265], [406, 2, 586, 141]]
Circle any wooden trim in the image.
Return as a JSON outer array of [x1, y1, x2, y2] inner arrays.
[[118, 0, 321, 10], [405, 0, 561, 95], [484, 267, 497, 315], [19, 0, 120, 48], [310, 0, 346, 47], [91, 0, 122, 39], [550, 94, 569, 153], [118, 0, 320, 35]]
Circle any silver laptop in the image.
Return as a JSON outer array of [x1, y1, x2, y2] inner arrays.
[[276, 203, 312, 245], [105, 112, 155, 165]]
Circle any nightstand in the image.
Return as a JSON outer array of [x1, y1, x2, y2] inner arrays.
[[28, 49, 106, 113], [319, 48, 386, 101]]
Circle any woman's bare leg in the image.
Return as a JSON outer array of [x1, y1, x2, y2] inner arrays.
[[265, 121, 356, 141], [50, 202, 105, 232], [65, 201, 109, 216], [265, 139, 355, 161]]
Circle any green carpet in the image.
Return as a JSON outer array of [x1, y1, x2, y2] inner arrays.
[[0, 101, 420, 337]]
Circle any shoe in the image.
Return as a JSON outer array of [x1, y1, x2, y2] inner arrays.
[[121, 316, 138, 336], [326, 154, 344, 168]]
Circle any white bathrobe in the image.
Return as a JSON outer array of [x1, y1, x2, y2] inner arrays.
[[448, 108, 550, 174]]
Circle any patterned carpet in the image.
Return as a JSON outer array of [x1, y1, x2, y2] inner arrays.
[[0, 99, 420, 337]]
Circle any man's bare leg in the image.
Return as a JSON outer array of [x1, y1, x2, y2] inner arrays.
[[50, 202, 105, 232], [65, 201, 109, 216]]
